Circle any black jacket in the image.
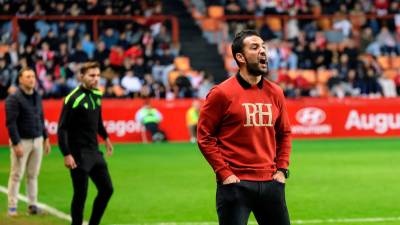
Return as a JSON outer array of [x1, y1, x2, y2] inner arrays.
[[57, 86, 108, 158], [5, 88, 48, 145]]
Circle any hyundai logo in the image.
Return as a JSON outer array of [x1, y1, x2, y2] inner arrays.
[[296, 107, 326, 126]]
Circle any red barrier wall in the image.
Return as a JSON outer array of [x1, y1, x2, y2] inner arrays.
[[1, 98, 400, 145], [286, 98, 400, 138]]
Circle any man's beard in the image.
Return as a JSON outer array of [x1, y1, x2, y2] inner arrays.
[[245, 58, 269, 77]]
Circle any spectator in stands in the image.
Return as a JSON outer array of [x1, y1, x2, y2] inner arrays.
[[117, 32, 130, 50], [152, 48, 175, 85], [0, 2, 12, 15], [82, 34, 96, 59], [376, 26, 398, 55], [55, 42, 69, 66], [70, 42, 89, 63], [154, 24, 172, 52], [361, 68, 382, 97], [395, 69, 400, 95], [198, 72, 214, 99], [327, 68, 346, 98], [276, 69, 297, 98], [101, 28, 119, 50], [0, 57, 16, 99], [259, 22, 276, 41], [109, 45, 125, 70], [30, 30, 42, 47], [225, 0, 243, 15], [360, 28, 375, 53], [333, 14, 352, 38], [175, 74, 194, 98], [343, 40, 360, 69], [42, 29, 58, 51], [100, 66, 120, 98], [8, 42, 20, 68], [121, 71, 142, 98], [294, 72, 313, 96], [65, 28, 79, 54], [342, 69, 361, 96], [132, 57, 148, 80], [93, 41, 110, 68], [375, 0, 390, 16], [338, 54, 350, 80], [378, 74, 397, 97]]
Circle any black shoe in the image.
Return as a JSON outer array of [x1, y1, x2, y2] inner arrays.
[[28, 205, 45, 215]]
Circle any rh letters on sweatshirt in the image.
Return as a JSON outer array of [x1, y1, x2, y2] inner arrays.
[[242, 103, 273, 127]]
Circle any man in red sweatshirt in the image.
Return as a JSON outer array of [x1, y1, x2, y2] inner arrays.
[[197, 30, 292, 225]]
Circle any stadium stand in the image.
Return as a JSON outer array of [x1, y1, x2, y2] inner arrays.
[[0, 0, 216, 100], [1, 0, 400, 100], [186, 0, 400, 98]]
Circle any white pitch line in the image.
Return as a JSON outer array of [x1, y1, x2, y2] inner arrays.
[[0, 185, 88, 225], [111, 216, 400, 225]]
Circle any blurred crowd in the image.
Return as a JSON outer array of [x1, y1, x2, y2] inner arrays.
[[201, 0, 399, 17], [0, 0, 215, 100], [2, 0, 400, 100], [189, 0, 400, 98]]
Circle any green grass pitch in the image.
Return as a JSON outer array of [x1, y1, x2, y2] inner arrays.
[[0, 139, 399, 225]]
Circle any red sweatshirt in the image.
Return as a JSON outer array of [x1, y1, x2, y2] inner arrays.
[[197, 74, 292, 182]]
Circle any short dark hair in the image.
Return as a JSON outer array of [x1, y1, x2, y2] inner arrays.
[[231, 30, 261, 66], [18, 67, 34, 78], [80, 61, 100, 75]]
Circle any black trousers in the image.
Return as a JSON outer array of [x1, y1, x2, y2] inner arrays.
[[70, 152, 113, 225], [216, 180, 290, 225]]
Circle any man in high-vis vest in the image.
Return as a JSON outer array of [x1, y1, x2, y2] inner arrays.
[[135, 100, 165, 142], [186, 100, 200, 143]]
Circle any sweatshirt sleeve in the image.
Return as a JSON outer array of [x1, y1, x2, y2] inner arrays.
[[5, 95, 21, 145], [274, 90, 292, 169], [57, 98, 73, 156], [197, 87, 233, 182]]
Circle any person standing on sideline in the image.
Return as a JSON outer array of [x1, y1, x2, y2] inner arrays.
[[58, 61, 113, 225], [186, 100, 200, 143], [5, 68, 51, 216], [197, 30, 292, 225]]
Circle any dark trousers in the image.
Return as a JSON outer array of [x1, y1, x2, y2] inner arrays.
[[216, 180, 290, 225], [70, 152, 113, 225], [144, 122, 159, 136]]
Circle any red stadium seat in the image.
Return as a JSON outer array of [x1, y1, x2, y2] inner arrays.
[[0, 45, 9, 54], [208, 6, 224, 19], [301, 70, 317, 84], [287, 70, 300, 80], [201, 18, 221, 32], [377, 56, 391, 70], [317, 70, 332, 84], [392, 56, 400, 68], [265, 17, 282, 32], [383, 69, 397, 80], [174, 56, 191, 72]]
